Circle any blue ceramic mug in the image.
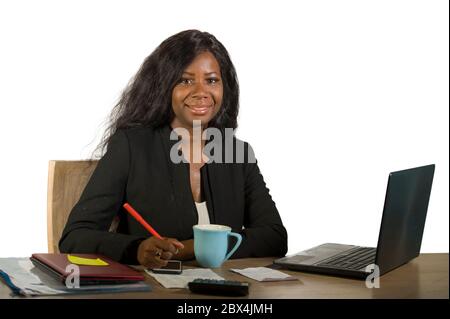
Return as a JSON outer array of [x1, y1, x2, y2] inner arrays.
[[193, 224, 242, 268]]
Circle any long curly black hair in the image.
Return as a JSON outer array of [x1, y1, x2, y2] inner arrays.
[[95, 29, 239, 157]]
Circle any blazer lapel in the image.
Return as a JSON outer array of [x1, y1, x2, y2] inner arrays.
[[159, 125, 198, 237]]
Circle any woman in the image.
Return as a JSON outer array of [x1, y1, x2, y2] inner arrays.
[[59, 30, 287, 269]]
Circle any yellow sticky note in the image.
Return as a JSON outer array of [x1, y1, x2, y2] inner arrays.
[[67, 254, 109, 266]]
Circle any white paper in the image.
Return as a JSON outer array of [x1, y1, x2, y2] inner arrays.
[[0, 258, 67, 296], [0, 258, 151, 296], [145, 268, 224, 288], [230, 267, 297, 282]]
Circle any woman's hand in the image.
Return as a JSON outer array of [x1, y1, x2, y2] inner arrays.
[[173, 239, 195, 261], [137, 237, 184, 268]]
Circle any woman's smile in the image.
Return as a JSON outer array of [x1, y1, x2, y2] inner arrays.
[[185, 103, 213, 115], [185, 96, 215, 115]]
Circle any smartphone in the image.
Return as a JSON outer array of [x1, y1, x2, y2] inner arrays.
[[151, 260, 182, 274]]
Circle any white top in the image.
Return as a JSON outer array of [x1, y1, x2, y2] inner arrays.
[[195, 201, 211, 225]]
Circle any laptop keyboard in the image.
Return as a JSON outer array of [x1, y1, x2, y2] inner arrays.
[[316, 247, 376, 271]]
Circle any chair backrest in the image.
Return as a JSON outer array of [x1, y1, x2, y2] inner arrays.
[[47, 160, 98, 253]]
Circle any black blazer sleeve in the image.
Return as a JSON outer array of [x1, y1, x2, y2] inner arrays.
[[232, 156, 288, 258], [59, 130, 144, 263]]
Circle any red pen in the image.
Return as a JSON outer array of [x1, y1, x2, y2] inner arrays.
[[123, 203, 163, 240]]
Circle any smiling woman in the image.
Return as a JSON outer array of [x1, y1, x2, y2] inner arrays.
[[95, 29, 239, 153], [171, 51, 224, 127], [59, 30, 288, 269]]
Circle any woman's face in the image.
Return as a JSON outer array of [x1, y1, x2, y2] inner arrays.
[[171, 51, 223, 130]]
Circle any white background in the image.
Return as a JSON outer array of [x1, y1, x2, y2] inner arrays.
[[0, 0, 448, 257]]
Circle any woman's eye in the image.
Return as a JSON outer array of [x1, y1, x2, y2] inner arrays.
[[179, 78, 220, 85], [179, 78, 193, 85], [207, 78, 220, 84]]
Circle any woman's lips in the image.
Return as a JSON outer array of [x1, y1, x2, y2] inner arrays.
[[185, 103, 213, 115], [184, 96, 214, 115]]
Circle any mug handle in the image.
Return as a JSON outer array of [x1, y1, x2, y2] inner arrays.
[[224, 232, 242, 261]]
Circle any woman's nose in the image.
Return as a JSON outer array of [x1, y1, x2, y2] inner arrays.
[[191, 81, 209, 98], [186, 83, 213, 105]]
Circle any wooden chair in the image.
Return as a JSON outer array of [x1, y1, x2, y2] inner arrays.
[[47, 160, 98, 253]]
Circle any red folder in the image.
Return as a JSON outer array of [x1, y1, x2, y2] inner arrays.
[[30, 253, 145, 285]]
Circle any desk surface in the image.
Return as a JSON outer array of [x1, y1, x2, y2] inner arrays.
[[1, 253, 448, 299]]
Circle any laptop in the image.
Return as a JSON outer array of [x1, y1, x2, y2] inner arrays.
[[274, 164, 435, 279]]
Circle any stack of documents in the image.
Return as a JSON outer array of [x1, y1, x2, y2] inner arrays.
[[0, 258, 151, 296]]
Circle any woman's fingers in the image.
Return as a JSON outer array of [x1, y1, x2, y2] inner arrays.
[[160, 251, 173, 260], [157, 238, 184, 254], [137, 237, 184, 267], [142, 249, 168, 268], [167, 238, 185, 249], [150, 246, 173, 262]]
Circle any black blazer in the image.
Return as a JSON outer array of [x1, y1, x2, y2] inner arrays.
[[59, 125, 288, 264]]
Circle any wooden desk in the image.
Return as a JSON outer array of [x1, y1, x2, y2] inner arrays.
[[0, 253, 447, 299]]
